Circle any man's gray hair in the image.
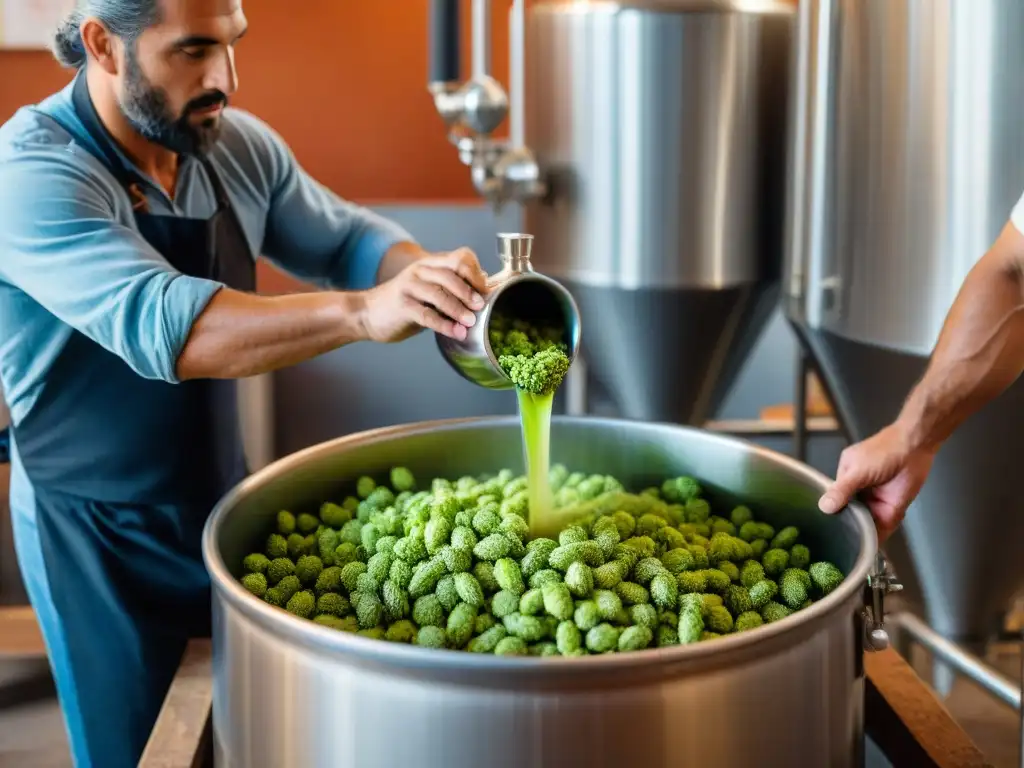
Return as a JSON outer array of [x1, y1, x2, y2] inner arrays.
[[52, 0, 162, 69]]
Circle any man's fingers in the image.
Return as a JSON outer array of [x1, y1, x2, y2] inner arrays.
[[874, 513, 903, 546], [407, 281, 475, 328], [875, 523, 895, 545], [442, 248, 488, 295], [419, 265, 483, 314], [818, 472, 862, 515], [817, 490, 846, 515], [402, 296, 465, 340], [818, 445, 866, 514], [871, 500, 904, 544]]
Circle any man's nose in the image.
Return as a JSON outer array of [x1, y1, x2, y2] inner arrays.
[[205, 47, 239, 97]]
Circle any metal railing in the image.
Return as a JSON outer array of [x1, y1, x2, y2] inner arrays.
[[890, 610, 1023, 766], [890, 611, 1020, 710]]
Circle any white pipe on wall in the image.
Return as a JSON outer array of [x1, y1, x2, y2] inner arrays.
[[473, 0, 492, 78], [509, 0, 526, 148]]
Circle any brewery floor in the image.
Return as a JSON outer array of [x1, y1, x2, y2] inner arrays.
[[0, 657, 68, 768], [1, 642, 1021, 767]]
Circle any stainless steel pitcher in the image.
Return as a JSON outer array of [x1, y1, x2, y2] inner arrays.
[[436, 232, 581, 389]]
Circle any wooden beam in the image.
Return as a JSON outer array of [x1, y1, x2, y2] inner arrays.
[[865, 647, 995, 768], [0, 606, 46, 659], [704, 415, 840, 435], [138, 639, 214, 768]]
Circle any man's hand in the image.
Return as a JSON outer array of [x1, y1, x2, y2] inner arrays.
[[817, 423, 936, 542], [361, 247, 488, 343]]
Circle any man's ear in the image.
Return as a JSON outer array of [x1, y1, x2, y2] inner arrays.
[[79, 17, 119, 75]]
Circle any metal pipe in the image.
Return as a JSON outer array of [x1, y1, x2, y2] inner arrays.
[[509, 0, 526, 148], [473, 0, 492, 79], [565, 356, 588, 417], [428, 0, 541, 209], [428, 0, 461, 85], [891, 612, 1021, 711], [793, 349, 808, 462]]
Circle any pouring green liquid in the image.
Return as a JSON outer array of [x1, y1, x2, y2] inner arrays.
[[489, 315, 571, 539], [516, 388, 556, 531]]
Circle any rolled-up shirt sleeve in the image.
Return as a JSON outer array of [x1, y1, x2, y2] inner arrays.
[[231, 111, 416, 290], [0, 150, 223, 383]]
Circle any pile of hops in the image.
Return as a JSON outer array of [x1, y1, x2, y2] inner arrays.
[[237, 466, 845, 656]]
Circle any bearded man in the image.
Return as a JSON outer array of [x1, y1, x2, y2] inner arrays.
[[0, 2, 487, 765]]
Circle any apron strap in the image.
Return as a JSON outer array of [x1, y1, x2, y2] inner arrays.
[[69, 70, 141, 192], [200, 157, 232, 211]]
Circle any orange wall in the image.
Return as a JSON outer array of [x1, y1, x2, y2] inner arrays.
[[0, 2, 515, 292], [0, 0, 509, 203]]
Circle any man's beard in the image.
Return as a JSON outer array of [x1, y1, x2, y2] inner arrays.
[[118, 48, 227, 156]]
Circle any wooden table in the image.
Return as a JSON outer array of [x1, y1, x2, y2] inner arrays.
[[139, 640, 996, 768], [139, 640, 214, 768]]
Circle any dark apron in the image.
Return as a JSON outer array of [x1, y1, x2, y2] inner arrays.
[[0, 73, 255, 768]]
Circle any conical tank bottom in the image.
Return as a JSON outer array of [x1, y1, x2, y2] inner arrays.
[[565, 282, 780, 425]]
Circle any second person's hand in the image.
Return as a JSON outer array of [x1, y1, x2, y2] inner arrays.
[[817, 422, 936, 543], [360, 247, 488, 343]]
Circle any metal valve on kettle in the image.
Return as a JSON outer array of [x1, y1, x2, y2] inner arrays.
[[436, 232, 582, 389]]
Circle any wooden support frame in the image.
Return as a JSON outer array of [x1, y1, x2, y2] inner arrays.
[[864, 648, 996, 768], [141, 641, 995, 768], [138, 640, 214, 768], [0, 606, 46, 659]]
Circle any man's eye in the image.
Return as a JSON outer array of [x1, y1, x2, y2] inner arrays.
[[181, 47, 207, 60]]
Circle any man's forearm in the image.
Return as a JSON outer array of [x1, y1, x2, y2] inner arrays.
[[174, 288, 367, 380], [897, 232, 1024, 452]]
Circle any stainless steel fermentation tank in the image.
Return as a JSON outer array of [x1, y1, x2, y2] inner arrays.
[[785, 0, 1024, 660], [428, 0, 795, 424]]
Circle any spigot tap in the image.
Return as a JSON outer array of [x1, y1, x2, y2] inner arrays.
[[863, 552, 904, 652]]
